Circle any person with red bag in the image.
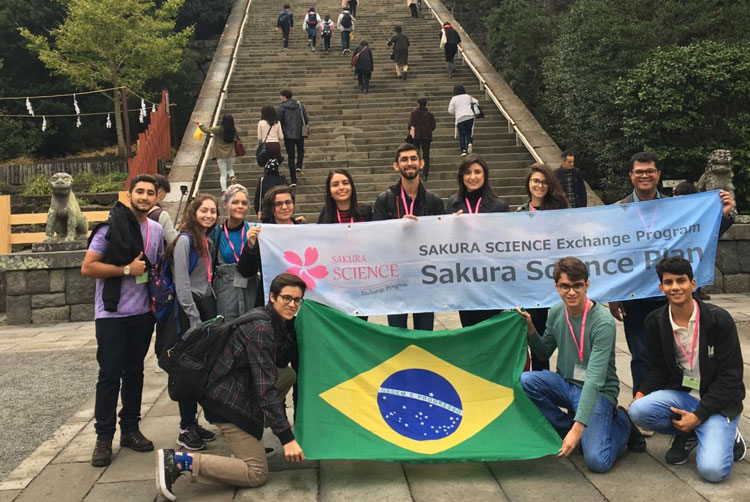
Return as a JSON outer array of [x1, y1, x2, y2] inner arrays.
[[192, 115, 240, 193]]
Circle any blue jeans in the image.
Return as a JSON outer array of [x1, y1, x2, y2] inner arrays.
[[622, 298, 665, 395], [629, 390, 739, 482], [457, 119, 474, 153], [387, 313, 434, 331], [521, 370, 630, 473], [341, 30, 351, 50], [307, 27, 317, 47]]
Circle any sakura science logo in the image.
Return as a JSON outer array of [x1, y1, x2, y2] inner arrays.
[[284, 247, 328, 289]]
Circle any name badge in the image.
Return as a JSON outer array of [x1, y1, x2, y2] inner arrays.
[[135, 273, 149, 284], [233, 275, 249, 289], [682, 374, 700, 390], [573, 364, 586, 382]]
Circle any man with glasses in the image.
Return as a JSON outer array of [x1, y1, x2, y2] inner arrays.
[[156, 272, 306, 501], [374, 143, 445, 330], [517, 257, 646, 473]]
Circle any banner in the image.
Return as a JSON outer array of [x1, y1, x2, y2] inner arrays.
[[259, 192, 722, 315], [295, 301, 561, 461]]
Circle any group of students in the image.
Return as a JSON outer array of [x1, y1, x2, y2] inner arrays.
[[276, 3, 356, 54], [82, 142, 745, 501]]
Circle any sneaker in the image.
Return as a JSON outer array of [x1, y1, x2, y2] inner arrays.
[[639, 427, 655, 437], [120, 430, 154, 452], [307, 39, 311, 47], [191, 423, 216, 443], [619, 406, 647, 453], [290, 183, 297, 187], [403, 71, 408, 80], [229, 175, 237, 186], [296, 168, 303, 175], [176, 427, 206, 451], [467, 143, 473, 154], [155, 449, 181, 502], [342, 49, 347, 55], [461, 151, 467, 156], [312, 47, 316, 52], [734, 429, 746, 462], [665, 432, 698, 465], [91, 438, 112, 467], [284, 47, 289, 51]]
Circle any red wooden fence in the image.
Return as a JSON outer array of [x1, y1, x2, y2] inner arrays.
[[127, 90, 172, 185]]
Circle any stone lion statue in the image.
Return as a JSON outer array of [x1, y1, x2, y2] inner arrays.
[[44, 172, 88, 242], [696, 149, 735, 197]]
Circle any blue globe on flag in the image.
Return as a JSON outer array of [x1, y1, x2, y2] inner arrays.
[[377, 369, 463, 441]]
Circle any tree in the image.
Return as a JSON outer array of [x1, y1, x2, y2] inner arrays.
[[20, 0, 192, 156], [176, 0, 233, 39]]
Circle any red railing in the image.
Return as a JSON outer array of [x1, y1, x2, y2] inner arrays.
[[127, 90, 171, 184]]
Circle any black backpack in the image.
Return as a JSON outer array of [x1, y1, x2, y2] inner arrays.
[[323, 21, 332, 35], [278, 10, 291, 28], [162, 309, 271, 403], [307, 12, 318, 27], [341, 13, 352, 29]]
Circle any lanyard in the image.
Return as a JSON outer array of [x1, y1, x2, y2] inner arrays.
[[143, 220, 150, 254], [564, 296, 590, 363], [529, 203, 537, 212], [400, 186, 415, 216], [465, 197, 482, 214], [223, 223, 246, 263], [203, 237, 212, 283], [673, 300, 700, 371], [336, 209, 354, 224]]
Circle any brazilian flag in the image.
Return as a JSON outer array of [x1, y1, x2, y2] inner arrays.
[[295, 301, 561, 461]]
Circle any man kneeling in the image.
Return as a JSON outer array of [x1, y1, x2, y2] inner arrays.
[[156, 273, 306, 500], [517, 256, 646, 472], [629, 257, 746, 482]]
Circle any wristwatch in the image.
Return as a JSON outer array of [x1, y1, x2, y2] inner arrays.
[[123, 265, 131, 276]]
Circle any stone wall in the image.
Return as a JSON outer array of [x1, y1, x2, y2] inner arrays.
[[0, 251, 94, 325], [709, 223, 750, 293]]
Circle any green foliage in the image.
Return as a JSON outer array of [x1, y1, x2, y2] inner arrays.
[[86, 171, 129, 193], [617, 41, 750, 211], [21, 174, 52, 196], [176, 0, 234, 39], [21, 171, 128, 196], [0, 118, 44, 160]]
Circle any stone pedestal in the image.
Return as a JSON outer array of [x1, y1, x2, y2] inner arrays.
[[31, 240, 88, 253], [0, 250, 94, 324]]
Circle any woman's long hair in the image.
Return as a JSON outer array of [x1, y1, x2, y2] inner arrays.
[[455, 154, 496, 201], [167, 194, 219, 260], [261, 105, 278, 126], [261, 185, 295, 223], [524, 163, 569, 210], [221, 114, 236, 143], [320, 169, 362, 223]]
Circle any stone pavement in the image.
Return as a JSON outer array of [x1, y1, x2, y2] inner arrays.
[[1, 295, 749, 501]]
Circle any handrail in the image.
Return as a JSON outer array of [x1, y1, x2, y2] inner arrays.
[[190, 0, 254, 199], [423, 0, 544, 165]]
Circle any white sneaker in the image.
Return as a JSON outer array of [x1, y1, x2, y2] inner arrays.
[[467, 143, 473, 154]]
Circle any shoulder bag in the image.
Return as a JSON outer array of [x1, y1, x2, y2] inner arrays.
[[255, 126, 272, 166], [234, 133, 246, 157], [299, 101, 310, 138]]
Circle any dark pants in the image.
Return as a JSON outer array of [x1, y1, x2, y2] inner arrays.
[[357, 72, 371, 92], [412, 138, 431, 178], [283, 138, 305, 183], [528, 308, 550, 371], [94, 312, 155, 439], [387, 313, 434, 331], [281, 26, 290, 48], [457, 119, 474, 153], [341, 30, 351, 50], [348, 0, 357, 17], [322, 33, 332, 51], [458, 309, 500, 328], [623, 298, 665, 395], [409, 3, 418, 17]]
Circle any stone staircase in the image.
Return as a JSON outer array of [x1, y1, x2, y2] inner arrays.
[[196, 0, 535, 220]]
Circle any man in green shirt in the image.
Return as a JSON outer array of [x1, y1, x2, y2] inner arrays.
[[517, 256, 646, 472]]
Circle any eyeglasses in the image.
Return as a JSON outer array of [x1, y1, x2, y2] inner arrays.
[[556, 282, 586, 293], [632, 169, 659, 177], [273, 199, 294, 208], [529, 178, 549, 186], [279, 294, 303, 306]]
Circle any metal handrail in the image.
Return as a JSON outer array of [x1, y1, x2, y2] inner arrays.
[[190, 0, 254, 199], [423, 0, 544, 165]]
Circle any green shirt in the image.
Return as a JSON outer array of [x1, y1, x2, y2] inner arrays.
[[528, 301, 620, 426]]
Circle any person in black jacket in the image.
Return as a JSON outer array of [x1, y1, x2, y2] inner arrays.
[[373, 143, 445, 330], [317, 169, 372, 224], [352, 40, 373, 93], [629, 257, 746, 482], [554, 151, 587, 208], [407, 98, 436, 180], [253, 158, 288, 217], [440, 22, 462, 77], [447, 154, 509, 327]]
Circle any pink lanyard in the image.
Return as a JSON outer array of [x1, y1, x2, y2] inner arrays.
[[564, 296, 590, 363], [203, 237, 212, 283], [529, 204, 537, 212], [673, 300, 700, 371], [400, 187, 415, 216], [337, 209, 354, 224], [465, 197, 482, 214], [223, 223, 246, 263]]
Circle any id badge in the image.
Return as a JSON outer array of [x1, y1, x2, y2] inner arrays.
[[682, 374, 700, 390], [135, 273, 149, 284], [233, 275, 249, 288], [573, 364, 586, 382]]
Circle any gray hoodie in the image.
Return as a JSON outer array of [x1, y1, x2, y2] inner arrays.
[[277, 100, 310, 139]]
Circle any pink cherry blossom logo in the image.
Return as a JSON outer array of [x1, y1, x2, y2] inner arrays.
[[284, 247, 328, 289]]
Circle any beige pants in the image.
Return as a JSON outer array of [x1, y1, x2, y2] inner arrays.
[[191, 365, 296, 488]]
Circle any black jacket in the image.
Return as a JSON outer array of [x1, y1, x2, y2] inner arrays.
[[446, 193, 509, 214], [373, 180, 445, 220], [554, 166, 587, 208], [317, 202, 373, 224], [353, 45, 374, 74], [253, 174, 288, 214], [408, 108, 436, 140], [87, 202, 150, 312], [640, 300, 745, 422], [277, 100, 309, 140]]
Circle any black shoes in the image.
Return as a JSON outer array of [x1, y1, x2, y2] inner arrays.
[[665, 431, 698, 465], [155, 449, 181, 501], [176, 426, 205, 451], [619, 406, 647, 453], [734, 429, 746, 462], [120, 430, 154, 452], [91, 438, 112, 467]]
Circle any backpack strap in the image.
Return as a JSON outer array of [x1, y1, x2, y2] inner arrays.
[[229, 308, 272, 328], [180, 232, 200, 274]]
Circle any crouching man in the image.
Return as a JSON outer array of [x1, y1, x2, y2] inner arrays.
[[517, 256, 646, 473], [629, 257, 745, 482], [156, 273, 306, 500]]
